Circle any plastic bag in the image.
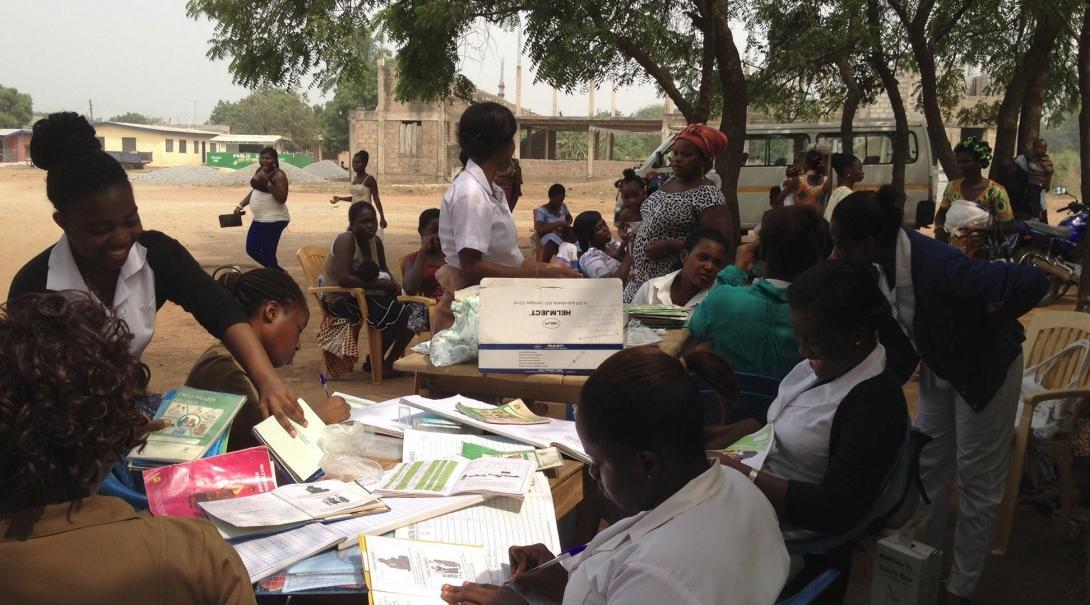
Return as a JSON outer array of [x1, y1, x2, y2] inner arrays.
[[429, 296, 480, 367], [1017, 339, 1090, 439], [317, 423, 384, 483], [945, 199, 992, 231]]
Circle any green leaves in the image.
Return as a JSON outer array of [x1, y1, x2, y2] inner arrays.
[[208, 88, 322, 149], [0, 84, 32, 129]]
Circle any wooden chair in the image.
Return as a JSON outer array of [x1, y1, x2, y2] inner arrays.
[[296, 245, 385, 385], [993, 311, 1090, 555], [396, 253, 439, 339]]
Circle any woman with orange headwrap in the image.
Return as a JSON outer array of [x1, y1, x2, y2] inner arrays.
[[623, 123, 734, 302]]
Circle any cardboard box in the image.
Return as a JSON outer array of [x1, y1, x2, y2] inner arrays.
[[477, 278, 624, 374], [869, 535, 942, 605]]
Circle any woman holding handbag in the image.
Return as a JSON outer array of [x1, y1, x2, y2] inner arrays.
[[234, 147, 290, 270]]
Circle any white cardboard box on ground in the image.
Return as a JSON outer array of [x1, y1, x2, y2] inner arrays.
[[869, 535, 942, 605], [477, 278, 624, 375]]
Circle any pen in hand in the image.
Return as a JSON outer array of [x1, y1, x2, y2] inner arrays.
[[319, 372, 331, 398], [505, 544, 587, 589]]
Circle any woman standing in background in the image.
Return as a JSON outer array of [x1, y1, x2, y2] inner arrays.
[[234, 147, 290, 271], [330, 149, 389, 232]]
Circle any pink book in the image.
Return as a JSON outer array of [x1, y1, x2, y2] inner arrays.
[[143, 446, 277, 517]]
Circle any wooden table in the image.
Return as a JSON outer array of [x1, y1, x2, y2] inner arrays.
[[393, 328, 690, 406]]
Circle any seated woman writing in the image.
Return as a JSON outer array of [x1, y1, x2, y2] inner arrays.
[[440, 346, 789, 605], [0, 292, 255, 605], [571, 210, 632, 281], [186, 268, 350, 450], [690, 206, 829, 381], [710, 260, 908, 597], [629, 227, 728, 309], [325, 201, 414, 375]]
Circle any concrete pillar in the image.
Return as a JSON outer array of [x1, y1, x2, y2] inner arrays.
[[376, 56, 387, 177], [588, 127, 596, 178], [608, 84, 617, 159], [588, 80, 596, 177], [552, 89, 558, 117], [514, 125, 521, 159], [547, 130, 557, 160], [515, 64, 523, 117]]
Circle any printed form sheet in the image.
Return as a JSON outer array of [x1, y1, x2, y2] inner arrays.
[[396, 430, 562, 585]]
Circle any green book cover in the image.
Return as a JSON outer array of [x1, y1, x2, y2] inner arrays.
[[131, 387, 248, 463]]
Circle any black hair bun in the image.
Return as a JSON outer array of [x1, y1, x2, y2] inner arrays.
[[30, 112, 100, 171], [622, 168, 637, 179], [875, 184, 899, 208]]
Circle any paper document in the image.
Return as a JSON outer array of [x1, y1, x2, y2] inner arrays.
[[324, 494, 488, 550], [252, 398, 327, 482], [714, 423, 775, 470], [234, 522, 343, 582], [401, 429, 561, 470], [400, 396, 591, 464], [129, 387, 247, 464], [377, 457, 533, 499], [361, 535, 493, 601], [455, 399, 549, 424], [396, 473, 561, 584], [281, 547, 365, 593], [199, 479, 384, 528], [332, 391, 379, 409]]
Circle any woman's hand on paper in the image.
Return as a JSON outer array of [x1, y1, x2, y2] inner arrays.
[[440, 582, 524, 605], [314, 395, 350, 424], [256, 379, 306, 436], [510, 544, 568, 602]]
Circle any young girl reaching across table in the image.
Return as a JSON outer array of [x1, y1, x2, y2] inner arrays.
[[439, 347, 789, 605], [8, 112, 303, 435], [185, 268, 351, 450]]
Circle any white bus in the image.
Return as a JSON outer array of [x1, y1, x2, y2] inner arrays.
[[629, 121, 936, 232]]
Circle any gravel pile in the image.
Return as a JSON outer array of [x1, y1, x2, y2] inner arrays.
[[130, 165, 237, 186], [303, 160, 350, 180], [223, 163, 329, 185]]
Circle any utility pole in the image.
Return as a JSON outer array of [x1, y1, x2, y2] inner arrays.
[[193, 100, 197, 126], [88, 99, 94, 121]]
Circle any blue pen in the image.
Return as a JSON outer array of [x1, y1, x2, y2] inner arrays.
[[319, 372, 331, 398], [507, 544, 587, 585]]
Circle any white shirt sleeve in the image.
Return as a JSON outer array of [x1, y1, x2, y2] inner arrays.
[[631, 280, 654, 306], [602, 563, 705, 605], [448, 188, 498, 256]]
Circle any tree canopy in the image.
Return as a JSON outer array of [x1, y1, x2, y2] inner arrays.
[[208, 88, 321, 150], [108, 112, 157, 124], [0, 85, 33, 129]]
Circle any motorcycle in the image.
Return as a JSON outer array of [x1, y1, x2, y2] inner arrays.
[[1008, 186, 1088, 306]]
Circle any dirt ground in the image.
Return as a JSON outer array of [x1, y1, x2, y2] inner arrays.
[[0, 164, 1086, 603]]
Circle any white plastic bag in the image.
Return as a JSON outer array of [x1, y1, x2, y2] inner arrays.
[[429, 296, 480, 367], [945, 199, 992, 231], [1017, 339, 1090, 439], [317, 423, 384, 483]]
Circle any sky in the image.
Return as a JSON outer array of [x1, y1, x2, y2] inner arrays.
[[0, 0, 667, 125]]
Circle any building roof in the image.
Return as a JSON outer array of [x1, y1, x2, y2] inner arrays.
[[210, 134, 291, 144], [93, 121, 221, 136], [0, 128, 32, 137]]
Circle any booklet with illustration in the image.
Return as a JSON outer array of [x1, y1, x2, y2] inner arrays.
[[252, 398, 327, 482], [143, 446, 276, 518], [460, 442, 564, 470], [376, 457, 533, 499], [399, 396, 591, 464], [129, 387, 248, 465], [199, 479, 386, 530], [360, 535, 493, 604], [455, 399, 549, 425], [713, 423, 775, 470]]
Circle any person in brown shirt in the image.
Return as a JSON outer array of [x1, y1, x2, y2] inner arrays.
[[185, 268, 350, 450], [0, 291, 256, 605]]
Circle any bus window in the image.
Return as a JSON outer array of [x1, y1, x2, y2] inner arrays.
[[745, 134, 809, 166], [816, 132, 919, 164]]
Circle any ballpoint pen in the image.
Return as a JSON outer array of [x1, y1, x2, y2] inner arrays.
[[319, 372, 331, 398], [504, 544, 588, 589]]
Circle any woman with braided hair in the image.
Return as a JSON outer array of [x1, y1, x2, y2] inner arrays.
[[934, 137, 1013, 254], [8, 112, 306, 436], [185, 268, 350, 450]]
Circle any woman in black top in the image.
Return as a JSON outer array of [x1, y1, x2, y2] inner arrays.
[[8, 112, 304, 434]]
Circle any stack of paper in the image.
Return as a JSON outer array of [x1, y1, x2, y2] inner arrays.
[[399, 395, 591, 463], [199, 479, 386, 533], [624, 304, 690, 329], [128, 387, 248, 468], [234, 523, 344, 583], [252, 398, 327, 482]]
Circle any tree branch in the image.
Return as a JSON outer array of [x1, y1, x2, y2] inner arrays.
[[932, 0, 980, 41]]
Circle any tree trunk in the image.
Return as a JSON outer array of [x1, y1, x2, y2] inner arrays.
[[1017, 19, 1061, 152], [711, 0, 745, 253], [913, 41, 959, 178], [872, 59, 910, 198], [990, 67, 1026, 180], [1076, 1, 1090, 310], [836, 54, 862, 152]]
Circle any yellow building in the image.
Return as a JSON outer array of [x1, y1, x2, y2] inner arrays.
[[92, 122, 221, 167]]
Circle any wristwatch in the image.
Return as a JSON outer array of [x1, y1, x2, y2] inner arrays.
[[748, 468, 760, 483]]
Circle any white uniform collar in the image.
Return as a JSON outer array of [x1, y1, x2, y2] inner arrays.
[[464, 159, 508, 207], [768, 344, 887, 423]]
